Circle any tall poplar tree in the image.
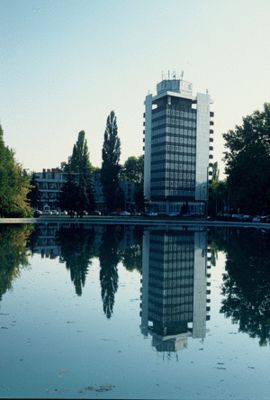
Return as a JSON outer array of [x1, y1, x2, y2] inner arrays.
[[100, 111, 123, 211], [0, 125, 31, 217], [59, 131, 95, 212]]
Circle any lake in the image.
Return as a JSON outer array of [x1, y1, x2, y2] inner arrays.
[[0, 223, 270, 399]]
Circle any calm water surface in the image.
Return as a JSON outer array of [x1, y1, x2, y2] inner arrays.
[[0, 223, 270, 399]]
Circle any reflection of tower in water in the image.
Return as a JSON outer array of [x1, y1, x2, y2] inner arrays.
[[140, 228, 210, 353]]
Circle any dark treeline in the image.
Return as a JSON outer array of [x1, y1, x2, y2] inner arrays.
[[29, 111, 144, 214], [209, 103, 270, 216], [209, 228, 270, 345]]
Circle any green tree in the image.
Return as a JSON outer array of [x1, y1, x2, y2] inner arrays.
[[208, 162, 228, 216], [0, 125, 32, 217], [121, 155, 144, 211], [58, 168, 78, 211], [59, 131, 95, 212], [27, 173, 40, 209], [100, 111, 123, 211], [122, 156, 144, 185], [223, 103, 270, 214]]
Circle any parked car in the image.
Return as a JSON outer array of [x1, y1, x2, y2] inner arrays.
[[242, 215, 252, 221], [77, 210, 88, 217], [252, 216, 261, 222], [120, 211, 131, 216], [43, 210, 52, 215], [60, 210, 68, 216], [93, 210, 102, 215], [50, 210, 59, 215], [68, 210, 77, 217], [132, 211, 141, 216], [231, 213, 243, 220], [167, 212, 179, 217], [33, 210, 42, 217], [146, 212, 158, 216]]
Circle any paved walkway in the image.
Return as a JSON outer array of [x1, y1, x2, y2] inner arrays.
[[0, 216, 270, 229]]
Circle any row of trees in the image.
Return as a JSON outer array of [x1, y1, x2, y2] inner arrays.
[[37, 111, 144, 213], [0, 111, 144, 217], [2, 102, 270, 217], [209, 103, 270, 216]]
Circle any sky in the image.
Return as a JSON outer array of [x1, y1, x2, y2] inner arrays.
[[1, 0, 270, 176]]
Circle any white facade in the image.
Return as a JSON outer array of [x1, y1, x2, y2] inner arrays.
[[143, 94, 153, 199], [195, 93, 211, 202], [34, 168, 65, 211], [143, 77, 213, 215]]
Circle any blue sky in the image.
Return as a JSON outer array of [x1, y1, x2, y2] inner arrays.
[[1, 0, 270, 175]]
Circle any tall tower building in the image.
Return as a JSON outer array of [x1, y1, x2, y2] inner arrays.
[[143, 75, 214, 215]]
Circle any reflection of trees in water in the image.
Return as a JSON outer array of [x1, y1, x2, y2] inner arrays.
[[28, 223, 143, 309], [0, 225, 32, 301], [99, 226, 123, 319], [2, 223, 143, 318], [120, 226, 143, 273], [57, 227, 95, 296], [216, 229, 270, 346], [208, 228, 230, 267]]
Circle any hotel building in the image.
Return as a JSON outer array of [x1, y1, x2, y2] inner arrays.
[[143, 76, 214, 215]]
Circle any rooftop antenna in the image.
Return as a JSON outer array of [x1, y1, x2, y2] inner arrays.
[[172, 70, 176, 79], [168, 70, 170, 79], [181, 70, 184, 79], [206, 88, 208, 94], [161, 70, 164, 80]]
